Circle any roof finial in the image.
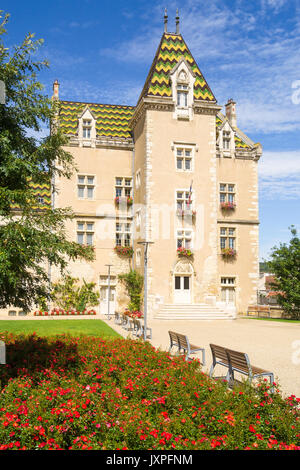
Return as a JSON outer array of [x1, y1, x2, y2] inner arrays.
[[164, 8, 168, 33], [176, 8, 180, 34]]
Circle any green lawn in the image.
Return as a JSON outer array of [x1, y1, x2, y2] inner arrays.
[[242, 316, 300, 324], [0, 319, 121, 338]]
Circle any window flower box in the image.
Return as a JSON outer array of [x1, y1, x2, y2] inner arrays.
[[221, 248, 237, 259], [124, 310, 144, 319], [176, 208, 196, 217], [115, 196, 133, 206], [220, 202, 236, 211], [177, 247, 193, 258], [114, 245, 133, 257]]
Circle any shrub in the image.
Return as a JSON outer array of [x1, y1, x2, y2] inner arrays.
[[119, 270, 143, 311], [0, 333, 299, 450]]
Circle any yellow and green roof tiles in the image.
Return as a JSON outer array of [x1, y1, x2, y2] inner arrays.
[[216, 114, 251, 150], [59, 102, 135, 140], [139, 33, 216, 102]]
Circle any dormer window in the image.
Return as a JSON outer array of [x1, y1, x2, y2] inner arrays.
[[83, 120, 92, 139], [170, 60, 196, 121], [177, 84, 188, 107], [223, 131, 231, 150]]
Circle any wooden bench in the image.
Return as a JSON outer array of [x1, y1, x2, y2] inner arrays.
[[247, 305, 270, 317], [209, 343, 274, 391], [0, 341, 6, 365], [168, 331, 205, 365]]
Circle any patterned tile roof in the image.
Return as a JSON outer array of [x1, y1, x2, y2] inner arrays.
[[11, 181, 51, 211], [59, 101, 135, 140], [216, 113, 251, 149], [138, 33, 216, 103]]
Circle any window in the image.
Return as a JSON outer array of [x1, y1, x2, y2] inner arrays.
[[177, 229, 193, 249], [77, 175, 95, 199], [38, 196, 45, 204], [116, 222, 132, 247], [223, 131, 231, 150], [176, 190, 192, 211], [136, 170, 141, 189], [177, 84, 188, 107], [221, 277, 236, 304], [77, 221, 94, 245], [219, 183, 235, 204], [220, 227, 236, 250], [83, 119, 92, 139], [115, 177, 132, 198], [176, 147, 193, 171]]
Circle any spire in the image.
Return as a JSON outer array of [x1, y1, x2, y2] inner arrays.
[[164, 8, 168, 33], [176, 8, 180, 34]]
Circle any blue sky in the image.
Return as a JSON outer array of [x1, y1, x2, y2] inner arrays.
[[2, 0, 300, 260]]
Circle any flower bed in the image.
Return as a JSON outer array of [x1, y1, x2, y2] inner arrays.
[[0, 333, 299, 450], [34, 308, 97, 316], [177, 247, 193, 258], [114, 246, 133, 257]]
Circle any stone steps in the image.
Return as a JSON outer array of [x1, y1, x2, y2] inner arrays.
[[154, 304, 236, 320]]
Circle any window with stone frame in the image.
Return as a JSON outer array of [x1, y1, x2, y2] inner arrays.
[[115, 221, 132, 247], [220, 227, 236, 250], [115, 177, 132, 198], [77, 221, 94, 246], [223, 130, 231, 150], [176, 229, 193, 249], [176, 147, 193, 171], [77, 175, 95, 199], [82, 119, 92, 139], [219, 183, 235, 204], [221, 277, 236, 303], [176, 190, 193, 211]]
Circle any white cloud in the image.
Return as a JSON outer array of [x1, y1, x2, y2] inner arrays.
[[258, 150, 300, 199]]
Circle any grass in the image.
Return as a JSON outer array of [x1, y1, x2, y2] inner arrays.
[[241, 316, 300, 323], [0, 319, 121, 338]]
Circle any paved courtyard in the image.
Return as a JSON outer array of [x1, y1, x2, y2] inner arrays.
[[101, 315, 300, 398]]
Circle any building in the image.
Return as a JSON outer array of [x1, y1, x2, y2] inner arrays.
[[49, 14, 262, 320]]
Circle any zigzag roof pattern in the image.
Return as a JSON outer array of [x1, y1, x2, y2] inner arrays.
[[59, 101, 135, 140], [11, 181, 51, 211], [138, 33, 216, 103], [216, 113, 251, 149]]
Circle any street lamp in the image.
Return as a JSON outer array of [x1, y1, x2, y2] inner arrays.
[[105, 264, 113, 320], [137, 241, 154, 341]]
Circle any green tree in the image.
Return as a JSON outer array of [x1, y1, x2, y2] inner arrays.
[[267, 226, 300, 319], [51, 276, 99, 312], [0, 12, 94, 311], [119, 270, 144, 311]]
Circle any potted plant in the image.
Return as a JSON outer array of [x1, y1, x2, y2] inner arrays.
[[177, 247, 193, 258], [221, 248, 237, 259], [220, 201, 236, 211], [114, 245, 134, 257]]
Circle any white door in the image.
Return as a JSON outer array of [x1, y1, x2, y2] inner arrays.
[[100, 286, 116, 315], [221, 287, 235, 305], [174, 275, 191, 304]]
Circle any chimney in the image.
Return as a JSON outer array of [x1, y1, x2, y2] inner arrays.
[[164, 8, 168, 33], [225, 98, 237, 128], [52, 79, 59, 100], [176, 9, 180, 34]]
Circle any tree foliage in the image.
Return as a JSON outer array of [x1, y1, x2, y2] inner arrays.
[[0, 12, 94, 311], [267, 226, 300, 319], [119, 270, 144, 311], [51, 276, 99, 312]]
